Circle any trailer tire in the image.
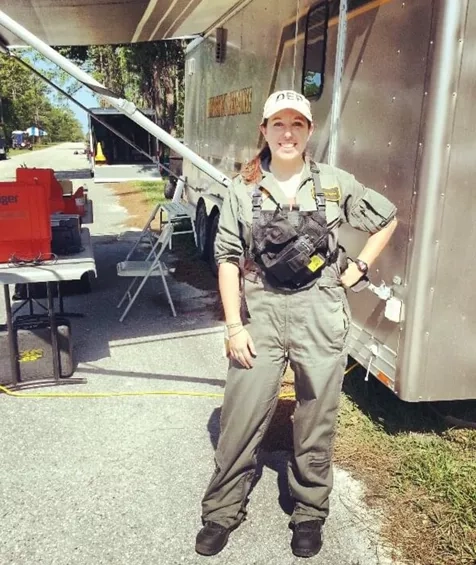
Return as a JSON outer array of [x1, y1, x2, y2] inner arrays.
[[195, 203, 209, 260], [208, 213, 220, 277]]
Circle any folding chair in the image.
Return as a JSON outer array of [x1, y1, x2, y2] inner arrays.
[[159, 176, 197, 248], [120, 200, 162, 262], [116, 223, 176, 322]]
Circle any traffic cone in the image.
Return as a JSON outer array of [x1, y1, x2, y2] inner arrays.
[[95, 142, 106, 164]]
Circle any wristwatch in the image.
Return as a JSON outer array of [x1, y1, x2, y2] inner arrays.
[[354, 259, 369, 275]]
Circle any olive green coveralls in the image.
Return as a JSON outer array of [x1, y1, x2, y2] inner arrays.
[[201, 160, 396, 528]]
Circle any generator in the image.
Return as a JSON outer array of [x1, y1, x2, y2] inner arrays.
[[0, 315, 74, 384]]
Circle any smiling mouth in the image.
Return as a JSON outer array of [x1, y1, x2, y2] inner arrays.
[[279, 143, 296, 149]]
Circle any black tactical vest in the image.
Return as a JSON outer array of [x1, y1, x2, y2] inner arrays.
[[249, 166, 338, 290]]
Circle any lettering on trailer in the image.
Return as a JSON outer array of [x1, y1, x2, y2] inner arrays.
[[208, 87, 253, 118], [0, 195, 18, 205]]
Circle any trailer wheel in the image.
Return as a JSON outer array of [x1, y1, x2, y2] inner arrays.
[[195, 203, 209, 259], [208, 213, 220, 277]]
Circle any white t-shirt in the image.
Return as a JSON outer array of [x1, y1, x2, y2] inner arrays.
[[274, 167, 304, 200]]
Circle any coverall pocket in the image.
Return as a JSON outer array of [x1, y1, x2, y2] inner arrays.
[[242, 274, 264, 320], [316, 285, 351, 353]]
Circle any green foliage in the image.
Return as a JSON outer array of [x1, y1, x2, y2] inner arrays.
[[59, 41, 186, 136], [0, 53, 84, 143], [1, 40, 186, 145]]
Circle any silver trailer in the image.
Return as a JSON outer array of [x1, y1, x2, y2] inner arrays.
[[182, 0, 476, 402]]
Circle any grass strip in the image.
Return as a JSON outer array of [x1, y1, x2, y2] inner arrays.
[[8, 143, 60, 157], [335, 369, 476, 565], [135, 180, 168, 205]]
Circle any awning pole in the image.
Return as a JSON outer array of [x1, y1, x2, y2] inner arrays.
[[0, 8, 231, 188], [328, 0, 348, 166]]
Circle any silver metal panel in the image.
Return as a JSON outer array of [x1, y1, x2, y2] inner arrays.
[[0, 0, 241, 46], [313, 0, 434, 391], [409, 0, 476, 401]]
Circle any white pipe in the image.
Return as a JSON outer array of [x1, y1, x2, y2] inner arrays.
[[0, 9, 231, 188], [328, 0, 348, 166]]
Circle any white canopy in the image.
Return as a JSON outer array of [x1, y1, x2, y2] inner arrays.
[[0, 0, 240, 46]]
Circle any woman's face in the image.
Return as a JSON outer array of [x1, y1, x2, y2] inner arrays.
[[260, 109, 313, 163]]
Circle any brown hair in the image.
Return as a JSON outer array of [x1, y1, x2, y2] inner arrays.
[[241, 145, 271, 185]]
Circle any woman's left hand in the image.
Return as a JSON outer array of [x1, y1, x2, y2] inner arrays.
[[340, 261, 364, 289]]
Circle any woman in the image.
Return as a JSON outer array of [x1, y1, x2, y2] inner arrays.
[[195, 90, 397, 558]]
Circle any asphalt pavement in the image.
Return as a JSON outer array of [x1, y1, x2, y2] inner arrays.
[[0, 143, 402, 565]]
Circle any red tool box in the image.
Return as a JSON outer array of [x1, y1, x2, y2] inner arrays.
[[0, 181, 52, 263]]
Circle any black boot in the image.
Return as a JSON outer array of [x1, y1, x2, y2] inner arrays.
[[195, 521, 232, 556], [291, 519, 323, 558]]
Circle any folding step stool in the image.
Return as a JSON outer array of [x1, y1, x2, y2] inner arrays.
[[159, 176, 197, 249]]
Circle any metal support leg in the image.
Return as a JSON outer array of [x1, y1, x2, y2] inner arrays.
[[47, 282, 61, 381], [27, 284, 34, 315], [58, 282, 64, 314], [4, 284, 20, 385]]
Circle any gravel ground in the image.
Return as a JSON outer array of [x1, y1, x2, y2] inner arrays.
[[0, 143, 402, 565]]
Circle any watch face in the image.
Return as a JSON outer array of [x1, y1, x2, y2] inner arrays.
[[356, 260, 368, 274]]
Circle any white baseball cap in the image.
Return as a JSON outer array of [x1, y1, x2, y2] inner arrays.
[[261, 90, 313, 123]]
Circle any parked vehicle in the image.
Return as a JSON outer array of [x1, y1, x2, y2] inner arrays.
[[11, 131, 33, 150], [0, 137, 7, 160]]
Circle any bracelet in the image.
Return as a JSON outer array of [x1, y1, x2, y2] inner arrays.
[[229, 327, 245, 338], [226, 322, 243, 329]]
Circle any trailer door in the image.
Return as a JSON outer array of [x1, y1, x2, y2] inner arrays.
[[91, 109, 161, 183]]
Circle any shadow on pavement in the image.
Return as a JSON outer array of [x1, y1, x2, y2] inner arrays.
[[7, 233, 222, 384]]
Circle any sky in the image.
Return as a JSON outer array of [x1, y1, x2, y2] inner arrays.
[[25, 51, 98, 134], [68, 87, 98, 133]]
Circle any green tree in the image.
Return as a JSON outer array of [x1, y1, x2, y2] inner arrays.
[[58, 41, 186, 136], [0, 52, 84, 143]]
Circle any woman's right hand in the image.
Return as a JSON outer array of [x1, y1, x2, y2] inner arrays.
[[228, 327, 257, 369]]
